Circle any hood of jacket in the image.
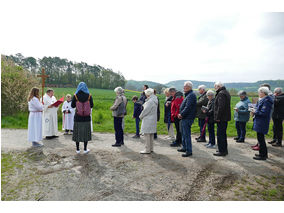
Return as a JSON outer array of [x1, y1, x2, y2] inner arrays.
[[145, 94, 158, 105]]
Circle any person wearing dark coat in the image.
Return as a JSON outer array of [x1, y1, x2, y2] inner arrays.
[[71, 82, 94, 154], [132, 96, 142, 138], [178, 81, 197, 157], [213, 82, 231, 157], [139, 85, 149, 105], [196, 85, 209, 142], [201, 90, 216, 148], [270, 88, 284, 147], [164, 88, 175, 140], [251, 87, 274, 160]]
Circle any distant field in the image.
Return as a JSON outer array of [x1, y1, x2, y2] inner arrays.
[[1, 88, 274, 139]]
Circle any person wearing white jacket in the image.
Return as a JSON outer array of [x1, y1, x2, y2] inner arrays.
[[139, 88, 158, 154], [28, 87, 44, 147]]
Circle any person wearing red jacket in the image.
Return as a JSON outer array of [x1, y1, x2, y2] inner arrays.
[[169, 87, 184, 147]]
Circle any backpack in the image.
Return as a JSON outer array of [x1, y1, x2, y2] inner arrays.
[[116, 97, 126, 116], [74, 94, 91, 117]]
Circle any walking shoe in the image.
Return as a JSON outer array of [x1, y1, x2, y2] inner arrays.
[[32, 142, 43, 147], [63, 132, 69, 135], [197, 138, 206, 142], [206, 144, 216, 149], [253, 156, 267, 160], [204, 143, 210, 147], [272, 143, 282, 147], [251, 143, 258, 148], [177, 148, 186, 152], [132, 135, 140, 138], [170, 142, 181, 147], [213, 151, 228, 156], [140, 150, 151, 154], [236, 139, 245, 143], [195, 136, 200, 140], [252, 145, 260, 151], [268, 139, 277, 144], [182, 152, 192, 157], [83, 149, 90, 154], [234, 137, 239, 140], [76, 150, 80, 154], [112, 144, 121, 147]]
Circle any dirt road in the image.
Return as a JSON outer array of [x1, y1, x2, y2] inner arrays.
[[1, 129, 284, 201]]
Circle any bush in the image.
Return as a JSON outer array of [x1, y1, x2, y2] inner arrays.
[[1, 55, 39, 116]]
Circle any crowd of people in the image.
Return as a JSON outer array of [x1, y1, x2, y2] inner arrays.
[[27, 81, 283, 161]]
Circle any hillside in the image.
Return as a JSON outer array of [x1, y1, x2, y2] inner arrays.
[[125, 80, 166, 92]]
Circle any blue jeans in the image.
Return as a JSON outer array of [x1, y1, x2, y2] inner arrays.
[[181, 119, 194, 153], [207, 122, 215, 145], [198, 118, 206, 139], [235, 121, 247, 140], [114, 117, 124, 145], [135, 118, 140, 136]]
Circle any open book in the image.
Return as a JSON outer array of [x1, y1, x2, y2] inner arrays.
[[51, 96, 64, 107]]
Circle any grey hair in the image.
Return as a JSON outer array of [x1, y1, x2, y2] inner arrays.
[[169, 87, 176, 92], [214, 81, 223, 88], [114, 87, 124, 94], [198, 85, 206, 90], [206, 90, 215, 97], [145, 88, 154, 96], [258, 87, 269, 95], [184, 81, 193, 88], [274, 87, 283, 94], [238, 90, 247, 96]]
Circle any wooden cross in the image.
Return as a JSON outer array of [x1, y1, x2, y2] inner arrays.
[[37, 68, 49, 103]]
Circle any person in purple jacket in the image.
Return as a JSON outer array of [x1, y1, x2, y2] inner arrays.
[[132, 96, 142, 138]]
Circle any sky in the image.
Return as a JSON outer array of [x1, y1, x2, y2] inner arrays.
[[1, 0, 284, 84]]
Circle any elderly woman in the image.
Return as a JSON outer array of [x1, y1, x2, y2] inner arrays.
[[233, 90, 251, 143], [251, 87, 274, 160], [202, 90, 215, 148], [164, 88, 174, 140], [110, 87, 128, 147], [139, 88, 158, 154]]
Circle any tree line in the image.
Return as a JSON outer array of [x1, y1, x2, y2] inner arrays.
[[6, 53, 126, 89]]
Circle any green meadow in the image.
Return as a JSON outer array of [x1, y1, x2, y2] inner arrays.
[[1, 88, 274, 139]]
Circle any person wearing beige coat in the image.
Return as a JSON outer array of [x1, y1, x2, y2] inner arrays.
[[139, 88, 158, 154]]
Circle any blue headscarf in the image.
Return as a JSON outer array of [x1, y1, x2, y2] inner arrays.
[[75, 82, 90, 94]]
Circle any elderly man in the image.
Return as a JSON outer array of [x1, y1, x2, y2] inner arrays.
[[169, 87, 184, 147], [196, 85, 209, 142], [178, 81, 197, 157], [213, 82, 231, 156], [271, 88, 284, 147]]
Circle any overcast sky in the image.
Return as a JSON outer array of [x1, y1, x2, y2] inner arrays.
[[1, 0, 284, 84]]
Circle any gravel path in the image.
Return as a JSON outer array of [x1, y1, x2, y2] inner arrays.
[[1, 129, 284, 201]]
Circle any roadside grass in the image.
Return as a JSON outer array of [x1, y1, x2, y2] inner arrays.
[[1, 88, 274, 138]]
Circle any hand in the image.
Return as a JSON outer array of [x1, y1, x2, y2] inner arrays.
[[250, 112, 254, 117], [48, 105, 54, 108], [202, 110, 206, 113], [234, 108, 239, 112], [178, 114, 182, 119]]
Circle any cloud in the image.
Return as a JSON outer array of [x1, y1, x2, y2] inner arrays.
[[259, 13, 284, 39]]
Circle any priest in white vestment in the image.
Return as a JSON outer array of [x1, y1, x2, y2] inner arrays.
[[41, 89, 59, 139]]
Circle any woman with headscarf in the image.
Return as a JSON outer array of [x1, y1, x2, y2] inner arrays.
[[71, 82, 93, 154], [110, 87, 128, 147]]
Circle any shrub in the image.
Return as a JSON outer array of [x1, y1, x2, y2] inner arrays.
[[1, 55, 39, 116]]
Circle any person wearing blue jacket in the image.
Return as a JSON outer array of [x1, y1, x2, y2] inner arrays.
[[177, 81, 197, 157], [233, 90, 251, 143], [132, 96, 142, 138], [251, 87, 274, 160]]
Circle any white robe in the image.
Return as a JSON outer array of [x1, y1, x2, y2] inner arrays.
[[90, 108, 93, 132], [41, 94, 59, 137], [62, 101, 75, 130], [28, 97, 43, 142]]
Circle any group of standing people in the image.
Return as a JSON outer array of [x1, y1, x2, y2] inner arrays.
[[28, 80, 283, 160]]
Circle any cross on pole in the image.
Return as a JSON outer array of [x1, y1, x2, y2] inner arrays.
[[37, 68, 49, 103]]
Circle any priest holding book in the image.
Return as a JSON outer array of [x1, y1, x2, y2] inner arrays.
[[41, 88, 61, 139]]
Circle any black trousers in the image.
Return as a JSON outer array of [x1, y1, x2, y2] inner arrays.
[[257, 132, 268, 157], [174, 117, 182, 144], [217, 121, 228, 153], [273, 118, 283, 144], [114, 117, 124, 145]]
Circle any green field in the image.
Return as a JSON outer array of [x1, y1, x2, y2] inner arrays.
[[1, 88, 274, 139]]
